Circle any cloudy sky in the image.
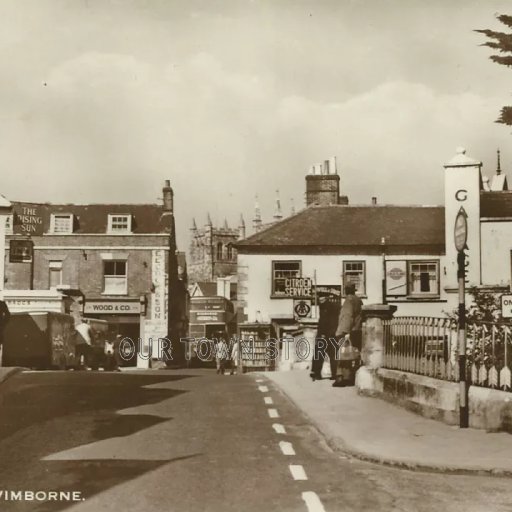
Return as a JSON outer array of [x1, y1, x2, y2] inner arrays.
[[1, 0, 512, 247]]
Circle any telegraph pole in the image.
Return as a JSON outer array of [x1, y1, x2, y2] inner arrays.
[[454, 207, 468, 428]]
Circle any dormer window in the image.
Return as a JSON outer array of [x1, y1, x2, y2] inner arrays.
[[108, 214, 132, 233], [50, 214, 73, 234]]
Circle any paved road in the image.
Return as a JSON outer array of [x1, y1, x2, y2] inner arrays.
[[0, 369, 511, 512]]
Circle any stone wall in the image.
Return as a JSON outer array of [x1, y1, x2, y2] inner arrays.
[[356, 303, 512, 433]]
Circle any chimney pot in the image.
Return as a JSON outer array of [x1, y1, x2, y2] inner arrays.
[[163, 180, 174, 212]]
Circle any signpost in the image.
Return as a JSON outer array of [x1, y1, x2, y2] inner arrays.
[[293, 299, 312, 320], [501, 295, 512, 318], [454, 206, 468, 428]]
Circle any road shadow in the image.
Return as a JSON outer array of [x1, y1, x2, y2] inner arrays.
[[0, 372, 193, 442], [1, 455, 201, 512], [0, 372, 201, 511]]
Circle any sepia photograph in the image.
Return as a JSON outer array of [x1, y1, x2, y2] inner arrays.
[[2, 1, 512, 511]]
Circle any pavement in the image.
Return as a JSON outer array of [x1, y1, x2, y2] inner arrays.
[[262, 369, 512, 476], [0, 366, 24, 385]]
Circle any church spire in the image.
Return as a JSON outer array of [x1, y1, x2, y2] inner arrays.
[[273, 190, 282, 221], [253, 195, 262, 232], [238, 214, 246, 239]]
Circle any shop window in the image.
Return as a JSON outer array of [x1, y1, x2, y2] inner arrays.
[[216, 242, 223, 261], [272, 261, 301, 296], [108, 214, 132, 233], [49, 261, 63, 289], [343, 261, 366, 295], [408, 261, 439, 296], [50, 214, 74, 234], [103, 261, 127, 295]]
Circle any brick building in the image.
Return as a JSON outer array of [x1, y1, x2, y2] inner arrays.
[[3, 181, 187, 362]]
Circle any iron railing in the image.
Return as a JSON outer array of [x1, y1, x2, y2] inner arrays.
[[383, 317, 512, 391], [383, 317, 458, 382]]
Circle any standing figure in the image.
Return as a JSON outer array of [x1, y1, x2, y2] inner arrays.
[[0, 299, 11, 364], [333, 283, 363, 387], [310, 294, 341, 381], [230, 339, 239, 375], [113, 334, 124, 370], [215, 337, 229, 375], [75, 318, 93, 370]]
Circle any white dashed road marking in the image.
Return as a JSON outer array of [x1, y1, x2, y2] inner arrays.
[[279, 441, 296, 456], [302, 492, 326, 512], [258, 385, 269, 393], [268, 408, 279, 418], [272, 423, 286, 434], [289, 465, 308, 481], [264, 396, 273, 405]]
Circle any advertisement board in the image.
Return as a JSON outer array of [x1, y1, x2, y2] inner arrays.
[[385, 260, 407, 296], [9, 239, 33, 263], [12, 204, 44, 236]]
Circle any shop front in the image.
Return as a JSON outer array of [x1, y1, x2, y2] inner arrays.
[[83, 297, 145, 367], [3, 289, 68, 314]]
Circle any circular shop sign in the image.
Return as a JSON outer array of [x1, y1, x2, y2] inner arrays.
[[454, 208, 468, 252], [294, 301, 311, 318], [387, 267, 405, 280]]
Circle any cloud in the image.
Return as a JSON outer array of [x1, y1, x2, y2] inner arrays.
[[0, 36, 508, 249]]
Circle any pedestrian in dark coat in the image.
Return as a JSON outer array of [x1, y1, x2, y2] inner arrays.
[[333, 283, 363, 387], [0, 300, 10, 362], [310, 294, 341, 381]]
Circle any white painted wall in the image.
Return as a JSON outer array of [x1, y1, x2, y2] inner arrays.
[[481, 221, 512, 287], [238, 252, 449, 323]]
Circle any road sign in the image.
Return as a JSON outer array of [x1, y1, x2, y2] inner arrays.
[[454, 207, 468, 252], [501, 294, 512, 318], [293, 299, 312, 320]]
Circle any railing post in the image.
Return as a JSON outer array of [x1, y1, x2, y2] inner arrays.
[[361, 304, 398, 369], [356, 304, 397, 393]]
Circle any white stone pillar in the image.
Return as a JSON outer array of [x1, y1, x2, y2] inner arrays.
[[443, 148, 482, 289], [0, 195, 12, 298], [356, 304, 396, 393]]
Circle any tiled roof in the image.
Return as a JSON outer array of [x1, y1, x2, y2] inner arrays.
[[236, 205, 445, 254], [10, 202, 171, 234], [195, 282, 217, 296], [480, 192, 512, 218]]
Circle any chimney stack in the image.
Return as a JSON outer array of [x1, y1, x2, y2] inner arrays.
[[163, 180, 174, 212], [305, 156, 340, 206]]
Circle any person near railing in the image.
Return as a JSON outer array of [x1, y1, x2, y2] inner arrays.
[[310, 293, 341, 381], [332, 283, 363, 387]]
